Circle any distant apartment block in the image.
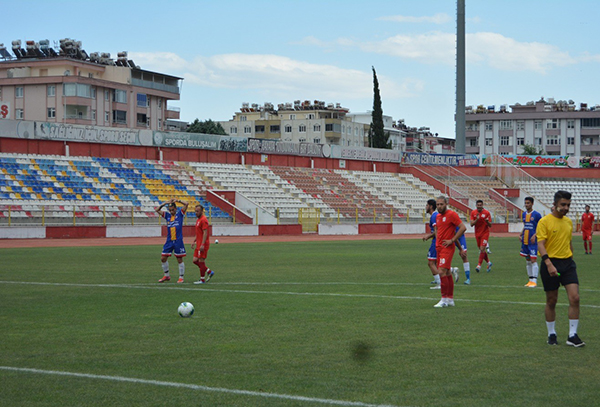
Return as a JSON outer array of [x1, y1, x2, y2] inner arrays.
[[465, 98, 600, 157], [0, 38, 182, 131], [218, 101, 370, 147]]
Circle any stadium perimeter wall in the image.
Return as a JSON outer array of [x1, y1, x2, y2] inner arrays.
[[0, 223, 506, 240]]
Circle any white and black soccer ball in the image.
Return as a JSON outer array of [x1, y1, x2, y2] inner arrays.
[[178, 302, 194, 318], [215, 239, 219, 244]]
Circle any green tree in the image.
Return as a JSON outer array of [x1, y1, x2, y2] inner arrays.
[[187, 119, 227, 135], [371, 67, 391, 149], [521, 143, 545, 155]]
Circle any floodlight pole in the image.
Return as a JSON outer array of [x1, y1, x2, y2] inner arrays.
[[455, 0, 466, 154]]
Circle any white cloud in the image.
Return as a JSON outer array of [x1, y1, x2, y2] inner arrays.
[[130, 52, 422, 100], [378, 13, 451, 24], [303, 32, 579, 74]]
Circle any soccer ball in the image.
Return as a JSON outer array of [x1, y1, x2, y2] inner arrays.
[[215, 239, 219, 244], [178, 302, 194, 318]]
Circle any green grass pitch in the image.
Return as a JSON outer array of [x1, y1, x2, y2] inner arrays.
[[1, 236, 599, 407]]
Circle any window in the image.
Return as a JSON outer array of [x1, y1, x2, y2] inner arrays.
[[516, 121, 525, 130], [535, 137, 542, 145], [582, 118, 600, 128], [270, 125, 280, 133], [285, 125, 292, 133], [92, 110, 96, 120], [469, 138, 478, 147], [313, 138, 321, 143], [105, 111, 109, 122], [230, 126, 237, 134], [137, 113, 148, 126], [158, 119, 162, 129], [63, 83, 91, 98], [299, 124, 306, 132], [244, 126, 252, 134], [567, 120, 575, 129], [567, 137, 575, 145], [16, 86, 23, 98], [298, 138, 306, 143], [466, 122, 478, 131], [137, 93, 148, 107], [485, 121, 493, 131], [499, 120, 513, 130], [113, 89, 127, 103], [47, 85, 55, 97], [255, 125, 265, 133], [313, 124, 321, 132], [534, 120, 542, 130], [546, 119, 559, 129], [240, 115, 247, 122], [104, 90, 109, 101], [47, 107, 56, 119], [325, 123, 333, 132], [517, 137, 524, 146], [112, 110, 127, 124], [158, 98, 162, 108], [91, 87, 96, 99], [546, 135, 560, 145], [307, 113, 315, 120], [289, 114, 296, 120], [500, 136, 511, 146], [16, 108, 23, 119], [485, 138, 493, 146]]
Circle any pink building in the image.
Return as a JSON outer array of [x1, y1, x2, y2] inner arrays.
[[0, 39, 182, 130]]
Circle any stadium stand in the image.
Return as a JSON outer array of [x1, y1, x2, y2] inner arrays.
[[0, 153, 228, 225]]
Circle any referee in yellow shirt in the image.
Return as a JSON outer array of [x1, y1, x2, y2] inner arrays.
[[537, 190, 585, 347]]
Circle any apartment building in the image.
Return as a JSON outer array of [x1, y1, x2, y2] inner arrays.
[[465, 98, 600, 157], [0, 38, 182, 130], [218, 100, 370, 147]]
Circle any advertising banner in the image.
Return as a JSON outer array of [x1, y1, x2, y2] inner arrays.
[[36, 122, 150, 146], [332, 146, 400, 162], [152, 131, 220, 150], [0, 102, 10, 119], [402, 152, 478, 166]]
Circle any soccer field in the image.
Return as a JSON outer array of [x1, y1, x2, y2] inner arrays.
[[1, 236, 599, 407]]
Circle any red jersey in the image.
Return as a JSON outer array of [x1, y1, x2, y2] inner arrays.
[[581, 212, 595, 232], [195, 215, 210, 247], [435, 209, 463, 248], [470, 209, 492, 235]]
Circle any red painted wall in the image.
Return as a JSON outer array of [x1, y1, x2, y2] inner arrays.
[[46, 226, 106, 239], [258, 224, 303, 236], [358, 223, 393, 234]]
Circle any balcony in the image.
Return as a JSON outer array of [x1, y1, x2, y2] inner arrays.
[[131, 78, 179, 95]]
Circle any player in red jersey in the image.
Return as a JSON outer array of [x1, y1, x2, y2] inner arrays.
[[192, 204, 215, 285], [581, 205, 594, 255], [470, 200, 493, 273], [434, 196, 467, 308]]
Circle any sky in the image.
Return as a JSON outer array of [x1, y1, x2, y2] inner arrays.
[[4, 0, 600, 139]]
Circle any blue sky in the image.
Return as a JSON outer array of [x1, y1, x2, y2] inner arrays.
[[5, 0, 599, 139]]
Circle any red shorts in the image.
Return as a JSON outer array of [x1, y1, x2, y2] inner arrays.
[[476, 232, 489, 248], [194, 245, 210, 259], [582, 230, 592, 241], [436, 245, 456, 270]]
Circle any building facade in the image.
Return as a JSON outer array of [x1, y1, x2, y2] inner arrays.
[[465, 98, 600, 157], [0, 39, 182, 131], [218, 101, 370, 147], [345, 112, 405, 151]]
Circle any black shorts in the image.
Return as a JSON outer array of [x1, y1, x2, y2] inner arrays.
[[540, 257, 579, 292]]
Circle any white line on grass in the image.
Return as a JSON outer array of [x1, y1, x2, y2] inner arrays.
[[0, 366, 404, 407], [2, 280, 600, 308]]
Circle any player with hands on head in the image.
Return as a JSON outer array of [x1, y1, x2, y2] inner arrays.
[[156, 198, 189, 283]]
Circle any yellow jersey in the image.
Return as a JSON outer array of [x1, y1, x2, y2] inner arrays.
[[536, 213, 573, 259]]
